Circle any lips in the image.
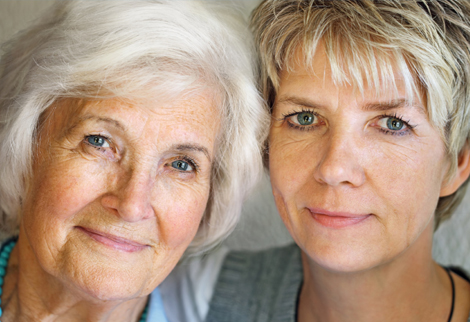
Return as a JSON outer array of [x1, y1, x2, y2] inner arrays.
[[76, 226, 149, 252], [308, 208, 371, 229]]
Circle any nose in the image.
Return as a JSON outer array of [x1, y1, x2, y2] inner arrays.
[[313, 131, 366, 187], [101, 169, 155, 222]]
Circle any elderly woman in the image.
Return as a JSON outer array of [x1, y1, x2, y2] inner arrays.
[[0, 1, 268, 321], [163, 1, 470, 321]]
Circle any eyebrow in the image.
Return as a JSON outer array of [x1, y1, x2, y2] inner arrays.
[[173, 144, 212, 163], [277, 96, 426, 114], [276, 96, 326, 110], [362, 99, 426, 114]]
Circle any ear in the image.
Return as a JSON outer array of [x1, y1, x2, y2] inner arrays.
[[440, 142, 470, 197]]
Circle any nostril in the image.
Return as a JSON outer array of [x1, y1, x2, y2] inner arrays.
[[101, 194, 120, 214]]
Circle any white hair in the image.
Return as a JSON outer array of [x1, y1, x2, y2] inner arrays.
[[0, 0, 269, 253]]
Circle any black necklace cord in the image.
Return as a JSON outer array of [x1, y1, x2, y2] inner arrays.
[[446, 267, 456, 322]]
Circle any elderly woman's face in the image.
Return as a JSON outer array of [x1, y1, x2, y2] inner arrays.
[[269, 47, 463, 273], [21, 93, 218, 299]]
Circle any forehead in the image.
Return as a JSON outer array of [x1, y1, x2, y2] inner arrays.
[[45, 91, 221, 144], [84, 93, 217, 126]]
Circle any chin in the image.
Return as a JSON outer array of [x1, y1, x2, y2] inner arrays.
[[83, 274, 143, 301], [300, 238, 390, 274], [55, 247, 157, 302], [68, 264, 151, 301]]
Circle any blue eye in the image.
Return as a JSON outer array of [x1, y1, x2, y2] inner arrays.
[[297, 112, 315, 125], [386, 117, 404, 131], [87, 135, 110, 148], [171, 160, 193, 172]]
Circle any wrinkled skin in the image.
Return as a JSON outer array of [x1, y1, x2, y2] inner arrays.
[[8, 92, 219, 321]]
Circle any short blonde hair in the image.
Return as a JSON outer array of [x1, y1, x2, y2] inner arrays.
[[0, 0, 269, 253], [252, 0, 470, 227]]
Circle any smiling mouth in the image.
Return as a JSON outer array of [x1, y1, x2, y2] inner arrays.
[[308, 208, 372, 229], [76, 227, 148, 252]]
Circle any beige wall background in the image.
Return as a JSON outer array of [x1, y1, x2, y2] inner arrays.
[[1, 0, 470, 271], [0, 1, 261, 46], [0, 1, 56, 48]]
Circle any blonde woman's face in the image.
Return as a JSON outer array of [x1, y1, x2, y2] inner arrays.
[[20, 93, 218, 300], [269, 46, 464, 272]]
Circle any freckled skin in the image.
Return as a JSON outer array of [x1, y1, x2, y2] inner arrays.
[[9, 92, 219, 321]]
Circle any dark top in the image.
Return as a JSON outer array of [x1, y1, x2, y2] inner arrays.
[[206, 243, 470, 322]]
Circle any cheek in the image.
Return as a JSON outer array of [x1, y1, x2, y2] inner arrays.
[[155, 183, 209, 249], [23, 157, 107, 235], [370, 141, 446, 200], [373, 160, 443, 223], [269, 131, 315, 193], [20, 160, 109, 277], [362, 141, 448, 240], [268, 133, 315, 234]]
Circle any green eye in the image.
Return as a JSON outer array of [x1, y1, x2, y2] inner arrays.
[[172, 160, 192, 171], [297, 112, 315, 125], [386, 118, 404, 131]]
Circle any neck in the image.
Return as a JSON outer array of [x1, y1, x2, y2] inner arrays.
[[297, 224, 452, 322], [1, 233, 148, 322]]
